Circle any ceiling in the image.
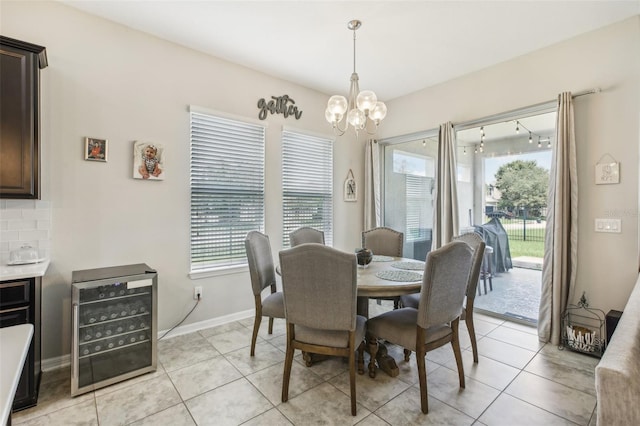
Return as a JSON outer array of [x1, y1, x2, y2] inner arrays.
[[60, 1, 639, 102]]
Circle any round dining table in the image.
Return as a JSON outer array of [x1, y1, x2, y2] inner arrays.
[[356, 256, 424, 318]]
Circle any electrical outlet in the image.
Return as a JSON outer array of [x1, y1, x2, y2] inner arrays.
[[194, 286, 203, 300]]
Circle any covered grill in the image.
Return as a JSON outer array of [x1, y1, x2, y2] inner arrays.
[[474, 217, 512, 273]]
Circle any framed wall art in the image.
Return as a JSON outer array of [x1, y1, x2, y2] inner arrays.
[[595, 154, 619, 185], [84, 137, 108, 162], [344, 169, 357, 202], [133, 141, 165, 180]]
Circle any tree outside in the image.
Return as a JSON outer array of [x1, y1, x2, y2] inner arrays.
[[494, 159, 549, 219]]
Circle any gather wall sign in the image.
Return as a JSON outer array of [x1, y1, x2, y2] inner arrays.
[[257, 95, 303, 120]]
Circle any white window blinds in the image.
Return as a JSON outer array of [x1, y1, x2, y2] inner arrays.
[[190, 110, 265, 271], [282, 130, 333, 247], [405, 175, 433, 242]]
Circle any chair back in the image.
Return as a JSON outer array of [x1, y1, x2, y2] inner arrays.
[[452, 232, 486, 301], [245, 231, 276, 295], [289, 227, 325, 247], [417, 241, 473, 329], [279, 244, 357, 331], [362, 227, 403, 257]]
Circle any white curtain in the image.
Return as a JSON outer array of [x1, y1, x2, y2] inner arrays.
[[538, 92, 578, 344], [432, 122, 459, 249], [364, 139, 381, 229]]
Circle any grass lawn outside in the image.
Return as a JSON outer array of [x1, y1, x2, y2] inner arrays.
[[508, 238, 544, 258]]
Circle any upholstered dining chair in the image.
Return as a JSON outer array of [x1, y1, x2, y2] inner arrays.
[[367, 241, 474, 414], [244, 231, 285, 356], [361, 226, 404, 257], [400, 232, 486, 363], [289, 226, 325, 247], [279, 243, 366, 416], [362, 226, 404, 308]]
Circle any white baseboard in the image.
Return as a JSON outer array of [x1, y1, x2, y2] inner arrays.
[[41, 309, 255, 372]]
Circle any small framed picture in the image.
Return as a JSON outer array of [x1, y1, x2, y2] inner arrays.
[[85, 137, 108, 162], [344, 169, 357, 202], [595, 162, 620, 184], [133, 141, 165, 180]]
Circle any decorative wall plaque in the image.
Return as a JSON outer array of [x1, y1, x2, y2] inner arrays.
[[257, 95, 302, 120]]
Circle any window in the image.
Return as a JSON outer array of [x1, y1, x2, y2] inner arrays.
[[282, 130, 333, 246], [189, 108, 265, 272]]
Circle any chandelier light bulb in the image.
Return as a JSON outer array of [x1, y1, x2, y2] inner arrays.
[[547, 140, 551, 148], [327, 95, 348, 115], [356, 90, 377, 112], [529, 132, 533, 143], [325, 108, 341, 124], [538, 140, 542, 148], [370, 101, 387, 122], [347, 108, 366, 129], [516, 121, 520, 134]]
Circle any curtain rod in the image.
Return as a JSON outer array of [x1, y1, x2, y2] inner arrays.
[[453, 87, 601, 132], [380, 88, 601, 145]]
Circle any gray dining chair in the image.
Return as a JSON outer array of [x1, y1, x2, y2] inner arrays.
[[400, 232, 485, 363], [362, 226, 404, 309], [244, 231, 285, 356], [279, 243, 366, 416], [289, 226, 325, 247], [367, 240, 474, 414], [362, 226, 404, 257]]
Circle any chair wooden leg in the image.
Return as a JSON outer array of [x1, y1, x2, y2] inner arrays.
[[451, 319, 466, 389], [357, 341, 365, 375], [282, 326, 295, 403], [268, 317, 274, 334], [465, 312, 479, 363], [251, 314, 261, 356], [416, 348, 429, 414], [349, 337, 357, 416]]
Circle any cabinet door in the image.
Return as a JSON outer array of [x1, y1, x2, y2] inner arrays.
[[0, 37, 45, 199]]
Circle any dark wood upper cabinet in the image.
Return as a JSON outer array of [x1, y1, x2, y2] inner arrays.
[[0, 36, 47, 199]]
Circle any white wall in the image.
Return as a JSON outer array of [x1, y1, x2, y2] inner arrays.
[[1, 1, 365, 360], [380, 16, 640, 316]]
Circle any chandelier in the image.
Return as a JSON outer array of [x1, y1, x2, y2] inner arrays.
[[325, 20, 387, 137]]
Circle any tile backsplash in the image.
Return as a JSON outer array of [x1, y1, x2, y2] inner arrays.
[[0, 199, 51, 264]]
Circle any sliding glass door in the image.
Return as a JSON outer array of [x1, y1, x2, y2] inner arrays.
[[382, 137, 437, 261]]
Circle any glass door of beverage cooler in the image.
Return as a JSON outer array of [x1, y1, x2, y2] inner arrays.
[[71, 264, 157, 396]]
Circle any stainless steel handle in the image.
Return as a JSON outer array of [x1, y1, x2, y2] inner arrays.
[[72, 303, 79, 380]]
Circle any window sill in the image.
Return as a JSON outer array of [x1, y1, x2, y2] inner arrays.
[[189, 264, 248, 280]]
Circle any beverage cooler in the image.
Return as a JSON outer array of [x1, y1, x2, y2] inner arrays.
[[71, 264, 157, 396]]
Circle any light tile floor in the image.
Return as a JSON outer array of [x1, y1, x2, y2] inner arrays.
[[13, 301, 599, 426]]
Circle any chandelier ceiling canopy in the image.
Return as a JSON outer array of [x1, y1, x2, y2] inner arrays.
[[325, 20, 387, 137]]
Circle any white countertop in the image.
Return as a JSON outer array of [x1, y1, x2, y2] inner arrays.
[[0, 324, 34, 425], [0, 260, 50, 281]]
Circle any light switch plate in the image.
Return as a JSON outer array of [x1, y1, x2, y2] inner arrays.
[[595, 218, 621, 233]]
